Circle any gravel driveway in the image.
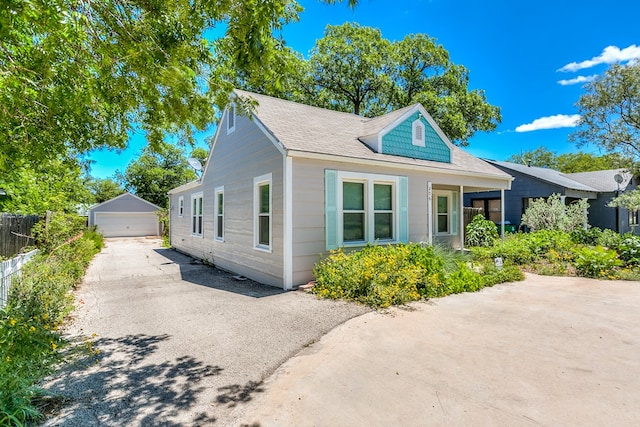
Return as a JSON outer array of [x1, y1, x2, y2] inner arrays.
[[41, 237, 370, 426]]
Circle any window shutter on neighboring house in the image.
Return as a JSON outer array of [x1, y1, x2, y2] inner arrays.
[[325, 169, 338, 250], [398, 176, 409, 243]]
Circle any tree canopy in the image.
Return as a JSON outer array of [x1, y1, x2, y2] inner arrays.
[[571, 62, 640, 163], [116, 143, 203, 207], [221, 22, 501, 145], [506, 146, 633, 173], [88, 178, 125, 204]]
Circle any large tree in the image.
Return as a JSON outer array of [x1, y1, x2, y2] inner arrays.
[[88, 178, 125, 204], [116, 143, 198, 207], [304, 23, 500, 144], [571, 62, 640, 162]]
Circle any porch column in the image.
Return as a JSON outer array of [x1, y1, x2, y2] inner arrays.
[[459, 185, 464, 249], [501, 189, 505, 240], [427, 181, 433, 245]]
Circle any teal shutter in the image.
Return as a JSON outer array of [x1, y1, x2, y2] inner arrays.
[[451, 191, 458, 235], [398, 176, 409, 243], [325, 170, 338, 250]]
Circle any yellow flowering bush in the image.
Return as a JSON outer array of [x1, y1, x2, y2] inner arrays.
[[313, 243, 445, 308]]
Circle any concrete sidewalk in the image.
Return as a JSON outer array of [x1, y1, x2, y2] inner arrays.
[[231, 274, 640, 426]]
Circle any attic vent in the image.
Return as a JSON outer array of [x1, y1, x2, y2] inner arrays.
[[412, 119, 425, 147]]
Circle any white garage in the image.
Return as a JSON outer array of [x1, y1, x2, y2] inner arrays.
[[89, 193, 161, 238]]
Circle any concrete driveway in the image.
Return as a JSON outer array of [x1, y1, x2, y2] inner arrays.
[[42, 237, 370, 426], [232, 274, 640, 426]]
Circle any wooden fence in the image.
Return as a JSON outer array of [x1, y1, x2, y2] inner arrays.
[[0, 213, 40, 259], [464, 207, 484, 231]]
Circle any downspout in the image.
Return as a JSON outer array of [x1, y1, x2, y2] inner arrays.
[[283, 155, 293, 290]]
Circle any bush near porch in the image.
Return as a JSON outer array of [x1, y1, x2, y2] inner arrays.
[[312, 243, 523, 308]]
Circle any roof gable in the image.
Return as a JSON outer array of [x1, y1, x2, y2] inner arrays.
[[487, 160, 597, 192], [89, 192, 161, 212], [378, 108, 452, 163]]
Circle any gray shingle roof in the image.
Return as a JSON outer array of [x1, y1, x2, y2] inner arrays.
[[486, 160, 599, 192], [234, 89, 511, 179], [567, 169, 632, 192]]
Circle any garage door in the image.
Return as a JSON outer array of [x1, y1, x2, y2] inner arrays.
[[95, 213, 159, 237]]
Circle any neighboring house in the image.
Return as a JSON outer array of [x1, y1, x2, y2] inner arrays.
[[168, 90, 512, 289], [464, 160, 637, 232], [88, 192, 162, 237]]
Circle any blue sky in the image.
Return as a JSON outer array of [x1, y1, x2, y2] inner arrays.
[[87, 0, 640, 178]]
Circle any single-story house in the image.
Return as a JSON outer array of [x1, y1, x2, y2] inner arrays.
[[464, 160, 637, 232], [168, 90, 513, 289], [88, 192, 162, 237]]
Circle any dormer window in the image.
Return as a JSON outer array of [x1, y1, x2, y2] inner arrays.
[[227, 104, 236, 134], [412, 119, 425, 147]]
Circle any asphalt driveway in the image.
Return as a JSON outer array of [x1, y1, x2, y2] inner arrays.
[[42, 237, 370, 426]]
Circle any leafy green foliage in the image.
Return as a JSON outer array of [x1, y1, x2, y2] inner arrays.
[[226, 22, 501, 145], [572, 246, 622, 278], [31, 213, 86, 253], [506, 146, 632, 173], [312, 243, 523, 307], [466, 214, 499, 247], [571, 62, 640, 164], [608, 189, 640, 212], [570, 227, 603, 246], [1, 218, 103, 425], [117, 143, 201, 207], [615, 235, 640, 265], [521, 194, 589, 232], [87, 178, 124, 204]]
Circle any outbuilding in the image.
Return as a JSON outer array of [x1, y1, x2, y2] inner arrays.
[[88, 192, 161, 237]]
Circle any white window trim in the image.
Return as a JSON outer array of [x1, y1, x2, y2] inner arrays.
[[412, 118, 425, 147], [337, 171, 400, 247], [214, 186, 224, 242], [191, 192, 203, 238], [254, 173, 272, 252], [433, 190, 454, 236], [227, 104, 236, 134], [178, 196, 184, 217]]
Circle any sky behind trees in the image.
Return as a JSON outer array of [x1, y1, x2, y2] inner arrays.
[[87, 0, 640, 178]]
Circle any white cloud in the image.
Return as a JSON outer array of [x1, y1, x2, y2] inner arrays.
[[515, 114, 581, 132], [558, 45, 640, 72], [557, 74, 598, 86]]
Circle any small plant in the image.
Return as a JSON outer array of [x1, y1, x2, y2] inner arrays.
[[570, 227, 602, 246], [572, 245, 622, 278], [597, 228, 623, 249], [465, 214, 499, 247]]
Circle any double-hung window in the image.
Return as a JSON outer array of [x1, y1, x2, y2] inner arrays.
[[191, 192, 203, 237], [325, 170, 408, 249], [254, 174, 272, 251], [214, 186, 224, 241]]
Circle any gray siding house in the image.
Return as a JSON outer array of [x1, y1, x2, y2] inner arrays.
[[169, 90, 512, 289], [464, 160, 637, 232]]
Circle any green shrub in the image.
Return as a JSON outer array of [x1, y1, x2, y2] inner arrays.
[[465, 214, 499, 247], [31, 213, 86, 252], [444, 263, 483, 294], [521, 194, 589, 232], [1, 226, 103, 425], [616, 235, 640, 265], [481, 263, 525, 286], [570, 227, 602, 246], [597, 228, 623, 249], [572, 246, 622, 278]]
